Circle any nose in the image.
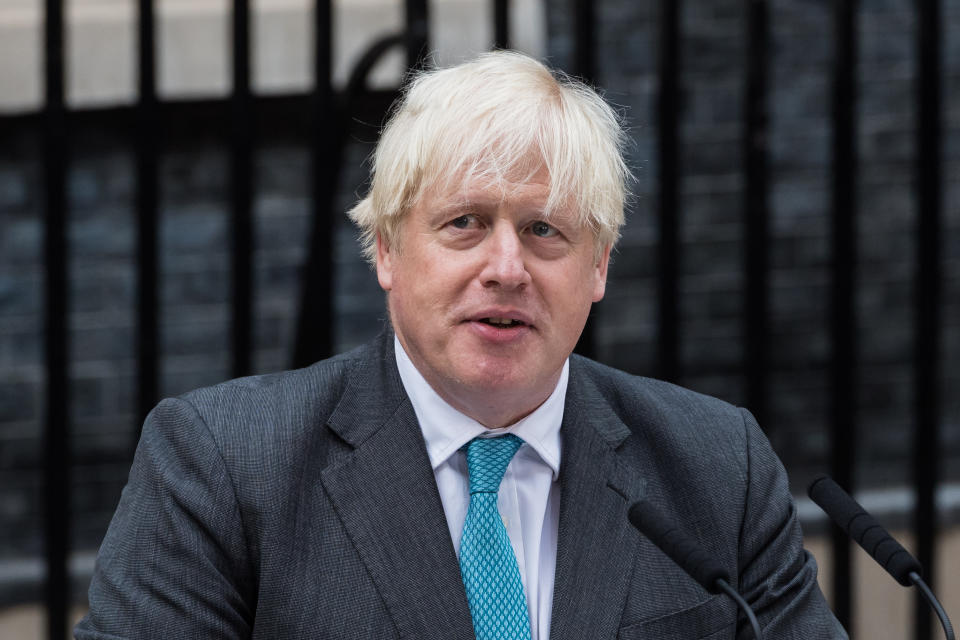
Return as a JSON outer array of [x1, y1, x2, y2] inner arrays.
[[478, 224, 531, 290]]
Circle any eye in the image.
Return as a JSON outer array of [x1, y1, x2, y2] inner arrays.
[[529, 220, 558, 238], [449, 214, 479, 230]]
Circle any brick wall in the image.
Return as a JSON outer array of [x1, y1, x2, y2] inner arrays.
[[546, 0, 960, 494]]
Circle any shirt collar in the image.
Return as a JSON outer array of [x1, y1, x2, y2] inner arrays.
[[394, 335, 565, 480]]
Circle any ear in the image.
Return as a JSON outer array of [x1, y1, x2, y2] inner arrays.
[[376, 233, 394, 292], [591, 244, 612, 302]]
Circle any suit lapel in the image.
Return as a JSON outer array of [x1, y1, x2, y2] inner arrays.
[[319, 335, 475, 640], [318, 339, 654, 640], [550, 358, 647, 640]]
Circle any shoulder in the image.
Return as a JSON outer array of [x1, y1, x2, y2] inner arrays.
[[568, 354, 747, 440], [567, 354, 761, 495], [144, 339, 385, 486], [177, 342, 368, 430], [136, 338, 392, 540]]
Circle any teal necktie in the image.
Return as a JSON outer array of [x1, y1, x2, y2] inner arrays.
[[459, 435, 533, 640]]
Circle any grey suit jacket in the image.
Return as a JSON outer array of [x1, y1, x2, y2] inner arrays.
[[76, 332, 846, 639]]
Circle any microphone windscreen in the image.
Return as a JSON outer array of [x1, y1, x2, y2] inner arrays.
[[808, 475, 921, 586], [628, 501, 729, 594]]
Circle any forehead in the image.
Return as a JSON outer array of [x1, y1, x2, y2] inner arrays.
[[424, 162, 557, 213]]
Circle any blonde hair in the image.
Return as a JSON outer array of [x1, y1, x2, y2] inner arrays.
[[348, 50, 630, 263]]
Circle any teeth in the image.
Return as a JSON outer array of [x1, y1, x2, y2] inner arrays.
[[485, 317, 519, 326]]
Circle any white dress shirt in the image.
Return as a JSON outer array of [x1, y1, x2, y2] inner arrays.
[[394, 337, 564, 640]]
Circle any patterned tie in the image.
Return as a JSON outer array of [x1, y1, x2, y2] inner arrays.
[[459, 435, 532, 640]]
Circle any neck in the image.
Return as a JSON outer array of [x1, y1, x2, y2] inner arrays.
[[441, 388, 553, 429], [394, 335, 562, 429], [418, 364, 560, 428]]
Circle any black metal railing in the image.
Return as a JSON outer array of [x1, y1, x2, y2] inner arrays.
[[572, 0, 597, 357], [135, 0, 159, 439], [830, 0, 858, 630], [230, 0, 254, 379], [41, 1, 69, 636], [743, 0, 770, 430], [656, 0, 680, 386], [0, 1, 946, 638], [913, 1, 943, 637]]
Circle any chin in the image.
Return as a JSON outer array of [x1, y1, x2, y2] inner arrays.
[[453, 359, 519, 386], [463, 361, 546, 394], [461, 368, 523, 390]]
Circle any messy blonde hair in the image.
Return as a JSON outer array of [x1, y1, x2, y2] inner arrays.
[[348, 50, 630, 263]]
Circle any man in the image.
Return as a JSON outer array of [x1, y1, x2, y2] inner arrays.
[[77, 51, 846, 639]]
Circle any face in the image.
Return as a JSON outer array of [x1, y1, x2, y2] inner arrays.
[[377, 167, 611, 428]]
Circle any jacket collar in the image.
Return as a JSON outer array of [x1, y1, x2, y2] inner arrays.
[[321, 335, 647, 640], [322, 332, 476, 639], [548, 356, 647, 640]]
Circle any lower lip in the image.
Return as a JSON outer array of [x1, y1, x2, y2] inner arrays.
[[466, 321, 532, 344]]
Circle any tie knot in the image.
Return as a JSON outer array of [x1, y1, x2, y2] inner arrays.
[[464, 435, 524, 494]]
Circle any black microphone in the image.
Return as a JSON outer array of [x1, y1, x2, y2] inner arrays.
[[808, 475, 955, 640], [808, 475, 920, 584], [628, 500, 763, 640]]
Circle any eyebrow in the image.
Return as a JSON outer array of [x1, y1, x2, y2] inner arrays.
[[446, 190, 499, 206], [438, 189, 552, 214], [430, 196, 497, 218]]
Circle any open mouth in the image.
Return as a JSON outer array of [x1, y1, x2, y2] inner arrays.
[[478, 317, 527, 328]]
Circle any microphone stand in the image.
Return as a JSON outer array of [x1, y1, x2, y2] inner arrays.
[[808, 475, 956, 640], [714, 578, 762, 640], [909, 571, 955, 640]]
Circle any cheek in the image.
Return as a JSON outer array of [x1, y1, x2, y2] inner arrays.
[[563, 264, 602, 299], [422, 254, 477, 291], [396, 258, 459, 311], [540, 268, 602, 325], [535, 273, 579, 308]]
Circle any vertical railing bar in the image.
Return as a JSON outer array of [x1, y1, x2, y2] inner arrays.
[[743, 0, 770, 428], [313, 0, 333, 359], [136, 0, 159, 435], [913, 0, 941, 638], [657, 0, 680, 382], [42, 0, 69, 637], [571, 0, 596, 359], [493, 0, 509, 49], [829, 0, 857, 631], [231, 0, 253, 377], [292, 0, 334, 367], [572, 0, 595, 82], [405, 0, 429, 69]]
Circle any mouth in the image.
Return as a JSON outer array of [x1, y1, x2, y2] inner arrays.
[[477, 317, 528, 328], [468, 315, 532, 343], [464, 311, 535, 340]]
